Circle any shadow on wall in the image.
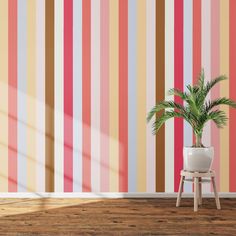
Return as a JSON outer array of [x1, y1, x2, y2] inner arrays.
[[0, 82, 125, 193]]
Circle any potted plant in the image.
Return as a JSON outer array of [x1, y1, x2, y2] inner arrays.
[[147, 70, 236, 172]]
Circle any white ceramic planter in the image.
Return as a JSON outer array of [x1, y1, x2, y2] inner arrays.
[[183, 147, 214, 172]]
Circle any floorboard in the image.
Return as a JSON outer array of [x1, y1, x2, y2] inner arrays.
[[0, 198, 235, 235]]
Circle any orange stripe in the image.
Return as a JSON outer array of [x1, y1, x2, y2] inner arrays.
[[156, 0, 165, 192], [45, 0, 55, 192]]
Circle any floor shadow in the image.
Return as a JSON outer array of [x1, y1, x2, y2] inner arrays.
[[0, 198, 235, 235]]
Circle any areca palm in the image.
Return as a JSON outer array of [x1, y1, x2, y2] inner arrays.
[[147, 70, 236, 147]]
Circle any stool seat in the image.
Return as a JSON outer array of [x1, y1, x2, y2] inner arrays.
[[176, 169, 221, 212]]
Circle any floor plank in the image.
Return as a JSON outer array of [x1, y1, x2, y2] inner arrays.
[[0, 198, 235, 235]]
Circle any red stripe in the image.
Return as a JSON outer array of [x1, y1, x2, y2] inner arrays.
[[8, 0, 17, 192], [229, 0, 236, 192], [100, 0, 109, 192], [64, 0, 73, 192], [82, 0, 91, 192], [211, 0, 220, 191], [118, 0, 128, 192], [193, 0, 201, 84], [192, 0, 201, 145], [174, 0, 183, 192]]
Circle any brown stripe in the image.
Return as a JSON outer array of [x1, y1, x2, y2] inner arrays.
[[156, 0, 165, 192], [45, 0, 54, 192]]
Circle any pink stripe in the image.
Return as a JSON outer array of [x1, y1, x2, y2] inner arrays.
[[64, 0, 73, 192], [174, 0, 184, 192], [8, 0, 17, 192], [100, 0, 109, 192], [211, 0, 220, 190], [119, 0, 128, 192], [82, 0, 91, 192]]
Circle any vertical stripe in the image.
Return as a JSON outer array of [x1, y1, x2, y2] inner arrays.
[[36, 0, 45, 192], [192, 0, 201, 146], [100, 0, 109, 192], [55, 0, 64, 192], [91, 0, 101, 192], [156, 0, 165, 192], [119, 0, 128, 192], [201, 0, 211, 147], [211, 0, 220, 191], [146, 0, 156, 193], [193, 0, 201, 84], [137, 0, 146, 192], [45, 0, 54, 192], [165, 0, 174, 193], [18, 0, 27, 192], [27, 0, 36, 192], [229, 0, 236, 192], [0, 0, 8, 192], [128, 0, 137, 192], [8, 0, 17, 192], [220, 0, 229, 192], [183, 0, 193, 193], [82, 0, 91, 192], [64, 0, 73, 192], [109, 0, 119, 192], [73, 0, 82, 192], [201, 0, 211, 193], [174, 0, 183, 192]]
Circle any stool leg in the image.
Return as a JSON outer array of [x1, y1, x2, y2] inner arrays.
[[194, 177, 199, 212], [212, 176, 221, 210], [176, 176, 184, 207], [198, 177, 202, 205]]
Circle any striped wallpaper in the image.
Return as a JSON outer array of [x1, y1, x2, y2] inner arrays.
[[0, 0, 236, 193]]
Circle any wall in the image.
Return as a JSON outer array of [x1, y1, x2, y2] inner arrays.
[[0, 0, 235, 193]]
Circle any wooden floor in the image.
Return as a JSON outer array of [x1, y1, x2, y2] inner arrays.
[[0, 198, 235, 235]]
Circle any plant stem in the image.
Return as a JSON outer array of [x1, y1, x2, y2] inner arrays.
[[195, 133, 202, 147]]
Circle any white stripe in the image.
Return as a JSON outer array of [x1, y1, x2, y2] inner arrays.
[[183, 0, 193, 193], [201, 0, 211, 193], [36, 0, 45, 192], [73, 0, 82, 192], [91, 0, 101, 192], [146, 0, 156, 193], [165, 0, 175, 193], [54, 0, 64, 192]]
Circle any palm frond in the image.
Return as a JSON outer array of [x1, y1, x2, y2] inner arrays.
[[204, 75, 227, 97], [167, 88, 188, 100], [151, 111, 184, 134], [146, 101, 186, 123], [205, 97, 236, 112], [207, 110, 228, 128], [198, 69, 205, 89]]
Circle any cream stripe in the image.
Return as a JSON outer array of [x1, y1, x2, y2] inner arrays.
[[165, 0, 175, 193], [27, 0, 37, 192], [55, 0, 64, 192], [109, 0, 119, 192], [91, 0, 101, 192], [146, 0, 156, 193], [220, 0, 229, 192], [137, 0, 146, 192], [0, 0, 8, 192], [36, 0, 45, 192], [201, 0, 211, 193]]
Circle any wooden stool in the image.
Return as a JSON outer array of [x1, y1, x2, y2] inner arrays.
[[176, 170, 221, 212]]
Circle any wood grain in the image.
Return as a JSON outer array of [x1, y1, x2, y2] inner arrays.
[[0, 198, 235, 235]]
